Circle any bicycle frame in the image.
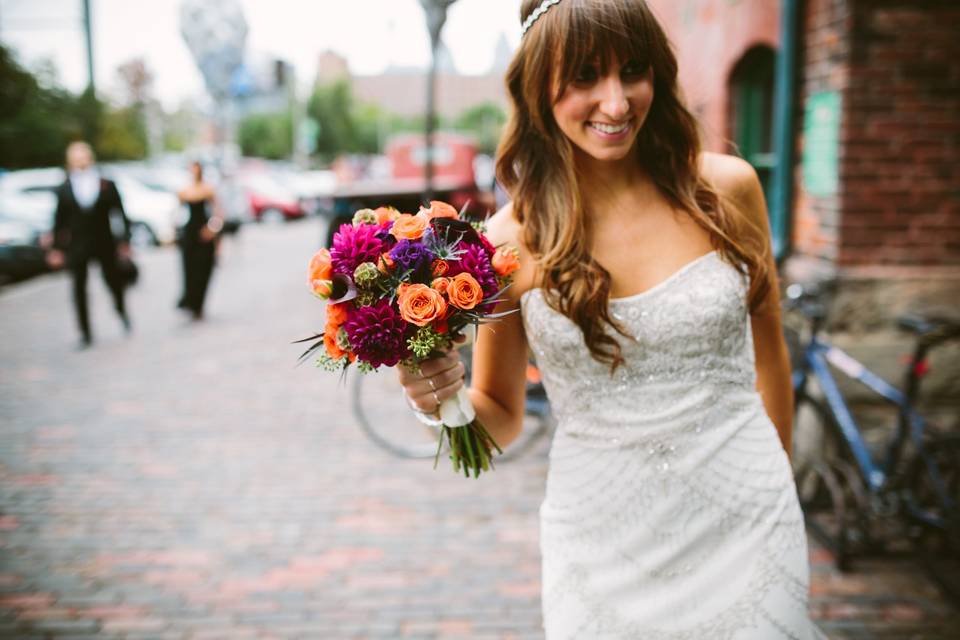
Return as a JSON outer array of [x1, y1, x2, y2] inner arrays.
[[793, 335, 930, 494]]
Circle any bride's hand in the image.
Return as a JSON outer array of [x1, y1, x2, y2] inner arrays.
[[397, 347, 466, 414]]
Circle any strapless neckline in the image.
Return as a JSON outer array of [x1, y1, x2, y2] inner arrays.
[[520, 250, 719, 305]]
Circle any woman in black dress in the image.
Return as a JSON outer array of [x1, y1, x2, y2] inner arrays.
[[176, 162, 223, 320]]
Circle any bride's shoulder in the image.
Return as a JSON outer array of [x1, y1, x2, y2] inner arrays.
[[483, 202, 536, 302], [698, 151, 767, 229], [698, 152, 760, 199]]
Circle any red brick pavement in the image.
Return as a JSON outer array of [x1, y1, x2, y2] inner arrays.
[[0, 220, 957, 639]]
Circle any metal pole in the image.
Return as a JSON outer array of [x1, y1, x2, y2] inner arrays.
[[425, 38, 437, 201], [771, 0, 801, 261], [82, 0, 95, 93]]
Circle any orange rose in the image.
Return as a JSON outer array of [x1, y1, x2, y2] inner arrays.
[[390, 214, 429, 240], [308, 248, 333, 281], [378, 253, 395, 274], [324, 324, 347, 359], [420, 200, 459, 220], [311, 279, 333, 299], [432, 259, 449, 277], [492, 246, 520, 277], [374, 206, 400, 224], [397, 283, 448, 327], [447, 273, 484, 310], [326, 302, 349, 328], [431, 277, 450, 295]]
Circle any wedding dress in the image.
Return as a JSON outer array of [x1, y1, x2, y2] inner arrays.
[[521, 251, 824, 639]]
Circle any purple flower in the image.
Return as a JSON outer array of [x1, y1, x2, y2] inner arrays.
[[331, 223, 385, 275], [343, 300, 411, 368], [389, 240, 434, 281]]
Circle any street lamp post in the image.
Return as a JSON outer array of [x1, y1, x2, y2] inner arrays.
[[419, 0, 458, 202]]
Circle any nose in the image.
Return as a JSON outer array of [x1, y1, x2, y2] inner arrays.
[[598, 75, 630, 120]]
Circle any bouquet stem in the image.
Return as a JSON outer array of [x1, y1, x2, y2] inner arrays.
[[435, 420, 502, 478]]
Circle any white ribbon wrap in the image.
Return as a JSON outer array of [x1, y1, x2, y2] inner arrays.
[[438, 386, 476, 427]]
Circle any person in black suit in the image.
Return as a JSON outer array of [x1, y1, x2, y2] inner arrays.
[[47, 141, 132, 348]]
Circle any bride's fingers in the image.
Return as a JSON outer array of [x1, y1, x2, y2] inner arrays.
[[418, 353, 462, 378], [411, 361, 464, 396], [408, 374, 464, 412]]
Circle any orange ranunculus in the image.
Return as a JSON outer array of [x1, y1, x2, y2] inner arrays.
[[324, 324, 347, 359], [308, 248, 333, 282], [390, 213, 429, 240], [447, 273, 484, 310], [311, 279, 333, 299], [492, 245, 520, 277], [420, 200, 459, 220], [378, 253, 395, 274], [398, 283, 448, 327], [431, 277, 450, 295], [432, 259, 449, 277], [374, 206, 400, 224], [326, 302, 349, 327]]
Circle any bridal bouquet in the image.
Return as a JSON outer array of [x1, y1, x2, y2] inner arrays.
[[297, 201, 520, 478]]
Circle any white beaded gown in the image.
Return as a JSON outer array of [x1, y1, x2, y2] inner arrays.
[[520, 251, 824, 639]]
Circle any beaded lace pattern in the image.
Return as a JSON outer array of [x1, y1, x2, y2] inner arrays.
[[521, 252, 825, 639]]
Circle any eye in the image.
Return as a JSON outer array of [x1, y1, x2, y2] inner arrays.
[[621, 59, 651, 79], [573, 64, 599, 84]]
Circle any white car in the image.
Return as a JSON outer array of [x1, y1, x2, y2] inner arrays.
[[0, 168, 178, 247]]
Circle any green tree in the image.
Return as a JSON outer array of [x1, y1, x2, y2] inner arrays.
[[97, 104, 148, 160], [454, 102, 506, 155], [237, 112, 292, 159], [307, 79, 362, 160], [0, 46, 151, 168]]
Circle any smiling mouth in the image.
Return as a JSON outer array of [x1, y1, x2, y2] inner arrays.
[[588, 121, 631, 135]]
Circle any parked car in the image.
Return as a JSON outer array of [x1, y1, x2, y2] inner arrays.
[[0, 168, 178, 247], [240, 172, 306, 222], [0, 212, 48, 285], [274, 169, 336, 217]]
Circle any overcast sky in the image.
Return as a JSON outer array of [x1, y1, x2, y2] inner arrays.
[[0, 0, 523, 109]]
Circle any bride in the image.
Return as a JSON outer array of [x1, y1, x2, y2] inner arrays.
[[400, 0, 824, 637]]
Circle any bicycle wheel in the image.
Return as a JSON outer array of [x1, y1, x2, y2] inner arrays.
[[792, 391, 840, 506], [906, 433, 960, 603], [351, 365, 445, 459]]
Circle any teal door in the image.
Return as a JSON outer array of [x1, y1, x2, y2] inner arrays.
[[729, 46, 779, 238]]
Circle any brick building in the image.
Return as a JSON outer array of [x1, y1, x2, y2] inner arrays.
[[650, 0, 960, 401], [314, 40, 512, 120]]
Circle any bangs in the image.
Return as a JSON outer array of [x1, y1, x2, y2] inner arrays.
[[539, 0, 664, 95]]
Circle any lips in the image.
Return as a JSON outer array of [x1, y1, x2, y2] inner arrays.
[[588, 121, 631, 136]]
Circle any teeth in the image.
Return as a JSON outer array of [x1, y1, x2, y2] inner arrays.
[[590, 122, 629, 134]]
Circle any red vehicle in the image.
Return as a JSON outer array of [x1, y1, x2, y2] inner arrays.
[[331, 132, 486, 218], [243, 173, 306, 222]]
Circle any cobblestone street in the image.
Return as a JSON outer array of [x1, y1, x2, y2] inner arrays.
[[1, 219, 957, 639]]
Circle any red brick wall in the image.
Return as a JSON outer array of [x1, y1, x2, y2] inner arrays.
[[648, 0, 780, 152], [791, 0, 853, 267], [838, 0, 960, 267]]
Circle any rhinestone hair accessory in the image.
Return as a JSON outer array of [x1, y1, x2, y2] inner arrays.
[[521, 0, 563, 36]]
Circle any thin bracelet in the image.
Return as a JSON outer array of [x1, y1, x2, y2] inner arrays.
[[405, 392, 443, 427]]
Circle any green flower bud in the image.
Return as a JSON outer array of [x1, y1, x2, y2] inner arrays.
[[336, 326, 351, 351], [353, 262, 380, 289], [356, 290, 379, 307], [352, 208, 378, 225]]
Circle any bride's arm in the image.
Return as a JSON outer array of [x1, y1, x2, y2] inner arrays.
[[714, 155, 794, 456]]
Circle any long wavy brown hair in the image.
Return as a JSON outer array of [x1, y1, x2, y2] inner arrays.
[[496, 0, 770, 371]]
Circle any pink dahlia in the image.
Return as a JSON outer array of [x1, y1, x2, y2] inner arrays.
[[331, 223, 385, 275], [343, 300, 410, 368]]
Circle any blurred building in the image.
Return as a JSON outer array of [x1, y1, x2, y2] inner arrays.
[[314, 37, 512, 119], [649, 0, 959, 398]]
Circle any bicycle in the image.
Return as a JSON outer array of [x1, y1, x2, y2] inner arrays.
[[784, 283, 960, 601], [351, 341, 554, 462]]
